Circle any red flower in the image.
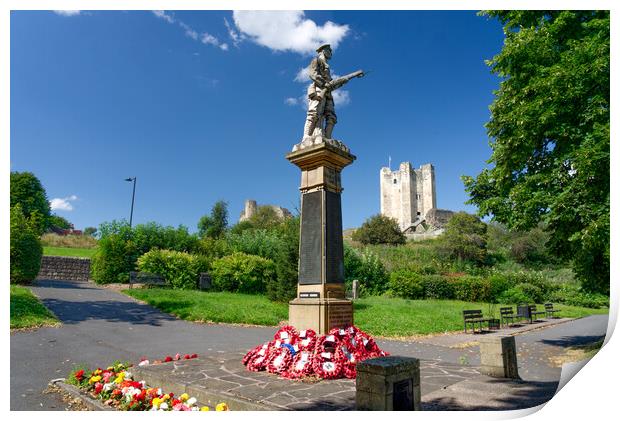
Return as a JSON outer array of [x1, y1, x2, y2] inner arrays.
[[74, 369, 85, 381], [190, 353, 198, 359], [183, 354, 191, 359], [164, 356, 173, 362], [94, 382, 103, 394], [112, 389, 122, 397]]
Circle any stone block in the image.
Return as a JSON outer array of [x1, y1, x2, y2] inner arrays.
[[356, 356, 421, 411], [479, 335, 520, 379]]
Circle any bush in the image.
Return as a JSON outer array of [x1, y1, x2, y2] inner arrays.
[[352, 214, 406, 245], [137, 249, 211, 290], [344, 245, 389, 296], [210, 252, 276, 294], [439, 212, 488, 264], [10, 205, 43, 284], [549, 284, 609, 309], [452, 275, 492, 302], [196, 237, 231, 260], [488, 273, 515, 302], [421, 275, 455, 299], [91, 220, 201, 284], [388, 270, 424, 299], [498, 286, 531, 305]]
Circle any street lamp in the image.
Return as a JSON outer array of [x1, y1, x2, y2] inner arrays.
[[124, 177, 137, 227]]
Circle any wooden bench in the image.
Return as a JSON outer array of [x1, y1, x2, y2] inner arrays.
[[528, 304, 546, 322], [544, 303, 561, 319], [463, 309, 496, 333], [499, 307, 520, 327], [129, 271, 166, 288]]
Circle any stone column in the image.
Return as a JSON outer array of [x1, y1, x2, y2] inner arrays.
[[478, 335, 520, 379], [286, 140, 355, 334]]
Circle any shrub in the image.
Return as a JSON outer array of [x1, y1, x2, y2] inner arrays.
[[10, 205, 43, 284], [344, 245, 389, 296], [210, 252, 276, 294], [438, 212, 488, 264], [421, 275, 455, 299], [352, 214, 406, 245], [499, 286, 532, 305], [388, 270, 424, 299], [137, 249, 211, 290], [196, 237, 231, 260], [549, 284, 609, 309], [488, 273, 515, 302], [452, 275, 492, 302], [91, 220, 201, 284]]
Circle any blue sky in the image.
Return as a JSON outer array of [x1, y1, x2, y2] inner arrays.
[[10, 10, 504, 231]]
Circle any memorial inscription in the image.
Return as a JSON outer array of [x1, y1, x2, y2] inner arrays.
[[299, 191, 322, 285]]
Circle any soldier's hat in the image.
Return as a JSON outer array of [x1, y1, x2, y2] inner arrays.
[[316, 43, 332, 53]]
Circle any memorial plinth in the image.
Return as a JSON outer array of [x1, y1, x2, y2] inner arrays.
[[287, 138, 355, 334]]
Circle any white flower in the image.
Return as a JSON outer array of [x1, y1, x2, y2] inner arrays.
[[187, 397, 197, 406], [138, 360, 149, 366], [103, 383, 115, 391], [160, 402, 169, 410]]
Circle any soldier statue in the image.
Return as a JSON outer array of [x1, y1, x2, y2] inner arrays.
[[303, 44, 365, 140]]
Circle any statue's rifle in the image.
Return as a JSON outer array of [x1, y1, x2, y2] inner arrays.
[[325, 69, 365, 91]]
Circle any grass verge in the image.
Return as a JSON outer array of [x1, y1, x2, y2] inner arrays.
[[43, 246, 97, 258], [122, 288, 608, 337], [10, 285, 59, 330]]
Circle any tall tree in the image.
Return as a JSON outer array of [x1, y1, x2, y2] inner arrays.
[[198, 200, 229, 239], [10, 171, 51, 234], [463, 11, 609, 293]]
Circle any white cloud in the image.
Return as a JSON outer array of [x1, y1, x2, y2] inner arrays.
[[332, 90, 350, 106], [290, 69, 351, 108], [50, 195, 78, 211], [294, 67, 310, 82], [285, 97, 299, 106], [152, 10, 174, 24], [53, 10, 81, 17], [224, 18, 244, 47], [232, 11, 349, 55], [152, 11, 228, 51]]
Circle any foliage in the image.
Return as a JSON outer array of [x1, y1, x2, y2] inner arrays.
[[48, 214, 72, 231], [84, 227, 97, 236], [343, 244, 389, 296], [438, 212, 488, 264], [198, 200, 228, 239], [137, 249, 211, 290], [196, 237, 231, 260], [41, 233, 98, 249], [464, 11, 610, 294], [10, 171, 51, 234], [452, 275, 491, 302], [10, 285, 59, 329], [235, 206, 286, 232], [10, 205, 43, 284], [509, 226, 550, 264], [549, 284, 609, 309], [388, 270, 424, 299], [92, 220, 200, 284], [210, 252, 276, 294], [421, 275, 455, 299], [352, 214, 406, 245]]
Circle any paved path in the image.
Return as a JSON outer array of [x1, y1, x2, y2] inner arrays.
[[10, 279, 609, 410]]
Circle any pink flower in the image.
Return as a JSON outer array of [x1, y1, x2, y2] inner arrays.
[[173, 403, 190, 411]]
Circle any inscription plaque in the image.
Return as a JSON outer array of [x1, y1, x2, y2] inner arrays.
[[328, 304, 352, 327], [325, 191, 344, 283], [299, 292, 320, 298], [299, 191, 322, 284]]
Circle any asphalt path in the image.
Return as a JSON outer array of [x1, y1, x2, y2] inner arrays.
[[10, 279, 609, 410]]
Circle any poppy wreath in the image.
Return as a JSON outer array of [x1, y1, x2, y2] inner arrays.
[[266, 346, 294, 375], [273, 325, 298, 345], [296, 329, 317, 351], [242, 344, 263, 366], [285, 351, 315, 379], [312, 349, 344, 379], [336, 343, 358, 379], [247, 342, 275, 372]]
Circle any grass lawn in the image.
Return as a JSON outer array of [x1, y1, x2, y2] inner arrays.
[[122, 288, 608, 337], [43, 246, 97, 258], [10, 285, 59, 330]]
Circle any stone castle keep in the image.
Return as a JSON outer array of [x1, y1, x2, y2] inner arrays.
[[380, 162, 437, 233]]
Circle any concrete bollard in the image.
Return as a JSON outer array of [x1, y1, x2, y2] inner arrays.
[[356, 356, 421, 411], [352, 280, 360, 300], [478, 335, 520, 379]]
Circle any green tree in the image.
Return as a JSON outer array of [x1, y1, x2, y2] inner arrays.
[[439, 212, 488, 264], [83, 227, 97, 237], [463, 11, 609, 294], [198, 200, 228, 239], [10, 205, 43, 284], [10, 171, 51, 234], [49, 214, 73, 231], [352, 214, 406, 245]]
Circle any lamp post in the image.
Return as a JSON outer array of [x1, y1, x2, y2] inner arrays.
[[124, 177, 137, 227]]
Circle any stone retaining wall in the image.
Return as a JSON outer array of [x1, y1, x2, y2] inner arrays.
[[36, 255, 91, 281]]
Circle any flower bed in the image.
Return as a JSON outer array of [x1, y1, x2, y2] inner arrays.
[[242, 325, 388, 380], [68, 353, 229, 411]]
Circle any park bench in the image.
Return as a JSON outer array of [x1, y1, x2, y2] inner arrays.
[[129, 271, 166, 289], [544, 303, 561, 319], [463, 309, 497, 333], [528, 304, 546, 322], [499, 306, 520, 327]]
